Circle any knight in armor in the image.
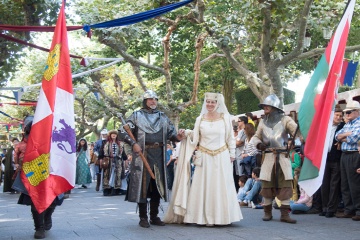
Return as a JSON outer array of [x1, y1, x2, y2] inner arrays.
[[250, 94, 298, 224], [118, 90, 184, 228]]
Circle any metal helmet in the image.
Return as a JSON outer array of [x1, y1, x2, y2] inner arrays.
[[143, 90, 158, 100], [23, 116, 34, 130], [23, 115, 34, 135], [258, 94, 284, 112]]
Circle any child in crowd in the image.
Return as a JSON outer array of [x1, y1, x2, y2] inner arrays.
[[288, 138, 302, 201], [238, 167, 262, 207], [237, 175, 248, 204]]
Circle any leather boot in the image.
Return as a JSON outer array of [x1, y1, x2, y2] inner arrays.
[[149, 201, 165, 226], [95, 174, 101, 192], [31, 208, 45, 239], [280, 205, 297, 224], [44, 206, 56, 230], [138, 203, 150, 228], [262, 204, 273, 221]]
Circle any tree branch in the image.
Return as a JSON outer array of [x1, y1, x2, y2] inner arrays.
[[275, 0, 313, 67], [180, 32, 208, 110], [130, 64, 147, 91], [98, 35, 166, 75]]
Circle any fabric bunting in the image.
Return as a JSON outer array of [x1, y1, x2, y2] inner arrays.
[[0, 110, 23, 121], [22, 1, 76, 213], [12, 89, 25, 105], [0, 0, 193, 36], [82, 0, 194, 34], [298, 0, 356, 197], [0, 33, 83, 59], [339, 59, 358, 86], [0, 102, 37, 106], [0, 25, 82, 32]]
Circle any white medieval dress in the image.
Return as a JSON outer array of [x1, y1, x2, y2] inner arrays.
[[164, 113, 243, 225]]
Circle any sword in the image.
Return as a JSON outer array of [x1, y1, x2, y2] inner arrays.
[[118, 113, 155, 180]]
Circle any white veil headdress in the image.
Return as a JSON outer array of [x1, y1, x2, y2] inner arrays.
[[200, 92, 230, 116]]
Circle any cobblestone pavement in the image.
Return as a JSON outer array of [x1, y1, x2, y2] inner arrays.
[[1, 184, 359, 240]]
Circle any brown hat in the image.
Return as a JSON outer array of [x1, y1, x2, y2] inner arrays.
[[108, 130, 118, 136], [334, 104, 342, 113]]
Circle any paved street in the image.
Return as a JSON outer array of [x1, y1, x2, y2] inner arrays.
[[0, 184, 359, 240]]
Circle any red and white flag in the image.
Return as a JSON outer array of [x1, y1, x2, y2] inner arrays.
[[21, 0, 76, 213], [298, 0, 356, 196]]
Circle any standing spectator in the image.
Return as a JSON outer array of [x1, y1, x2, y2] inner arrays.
[[89, 142, 97, 182], [172, 141, 181, 173], [246, 112, 255, 127], [118, 90, 183, 228], [233, 116, 248, 191], [251, 94, 298, 224], [335, 101, 360, 220], [320, 107, 344, 218], [166, 142, 175, 190], [94, 129, 108, 191], [75, 138, 92, 189], [3, 138, 19, 193], [99, 130, 128, 196], [240, 123, 259, 177], [164, 92, 242, 226]]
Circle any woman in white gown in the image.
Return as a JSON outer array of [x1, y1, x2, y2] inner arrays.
[[164, 92, 243, 226]]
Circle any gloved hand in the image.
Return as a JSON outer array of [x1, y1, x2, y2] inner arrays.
[[257, 143, 267, 151]]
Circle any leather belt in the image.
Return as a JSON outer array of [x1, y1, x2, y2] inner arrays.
[[145, 142, 164, 149], [343, 151, 358, 154]]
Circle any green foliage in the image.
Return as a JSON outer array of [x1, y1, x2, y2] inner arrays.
[[235, 87, 295, 114], [0, 0, 60, 84]]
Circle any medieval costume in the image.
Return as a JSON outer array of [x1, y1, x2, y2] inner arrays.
[[75, 138, 92, 188], [94, 129, 108, 191], [12, 116, 64, 239], [99, 130, 127, 196], [120, 90, 180, 228], [2, 138, 19, 193], [164, 93, 243, 225], [250, 94, 298, 223]]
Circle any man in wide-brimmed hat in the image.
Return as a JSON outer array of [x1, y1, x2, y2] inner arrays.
[[335, 100, 360, 221]]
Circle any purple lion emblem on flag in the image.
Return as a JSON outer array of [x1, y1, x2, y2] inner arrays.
[[52, 119, 76, 154]]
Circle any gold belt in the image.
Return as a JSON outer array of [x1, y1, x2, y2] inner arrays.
[[198, 145, 228, 156]]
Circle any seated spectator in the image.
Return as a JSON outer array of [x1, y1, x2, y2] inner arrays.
[[290, 187, 313, 214], [237, 175, 248, 203], [239, 167, 262, 207]]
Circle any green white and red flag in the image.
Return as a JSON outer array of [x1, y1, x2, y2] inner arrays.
[[21, 1, 76, 213], [298, 0, 356, 196]]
